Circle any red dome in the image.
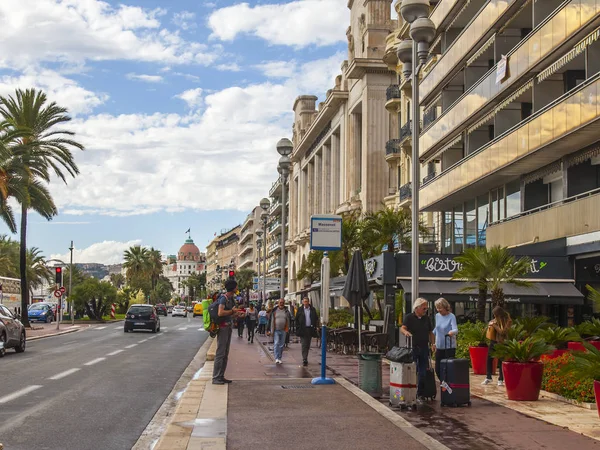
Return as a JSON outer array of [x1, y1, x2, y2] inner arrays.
[[178, 238, 200, 261]]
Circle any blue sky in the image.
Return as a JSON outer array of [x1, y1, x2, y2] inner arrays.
[[0, 0, 351, 263]]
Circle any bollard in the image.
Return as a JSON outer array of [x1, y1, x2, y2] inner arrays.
[[110, 303, 115, 320]]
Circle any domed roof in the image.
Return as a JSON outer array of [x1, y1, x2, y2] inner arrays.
[[178, 238, 200, 261]]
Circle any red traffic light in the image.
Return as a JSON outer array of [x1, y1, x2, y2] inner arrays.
[[55, 267, 63, 285], [56, 267, 62, 273], [228, 270, 235, 278]]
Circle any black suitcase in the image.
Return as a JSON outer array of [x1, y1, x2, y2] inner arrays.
[[421, 366, 437, 400], [440, 335, 471, 407]]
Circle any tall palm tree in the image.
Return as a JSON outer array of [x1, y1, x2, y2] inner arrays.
[[363, 206, 429, 255], [0, 235, 19, 277], [24, 247, 52, 300], [109, 273, 126, 289], [148, 248, 163, 290], [123, 245, 150, 282], [0, 89, 83, 326], [453, 247, 492, 322]]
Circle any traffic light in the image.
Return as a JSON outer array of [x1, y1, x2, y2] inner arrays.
[[55, 267, 63, 286], [228, 270, 235, 278]]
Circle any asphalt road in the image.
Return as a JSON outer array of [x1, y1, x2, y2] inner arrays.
[[0, 315, 209, 450]]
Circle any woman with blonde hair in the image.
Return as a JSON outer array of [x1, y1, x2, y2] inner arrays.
[[482, 306, 512, 386], [432, 298, 458, 381]]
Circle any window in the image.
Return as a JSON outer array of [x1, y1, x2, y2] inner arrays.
[[465, 200, 476, 249], [506, 181, 521, 218], [443, 211, 452, 253], [453, 205, 464, 253], [477, 194, 488, 247]]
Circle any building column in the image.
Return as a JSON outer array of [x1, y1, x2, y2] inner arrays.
[[330, 134, 339, 211], [364, 87, 389, 211], [322, 143, 331, 213], [315, 151, 322, 215]]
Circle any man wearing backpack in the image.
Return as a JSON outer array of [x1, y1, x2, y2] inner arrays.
[[212, 279, 240, 385]]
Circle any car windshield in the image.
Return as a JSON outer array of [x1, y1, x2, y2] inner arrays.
[[30, 304, 48, 310], [129, 306, 152, 314]]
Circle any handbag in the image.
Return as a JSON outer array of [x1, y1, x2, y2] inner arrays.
[[486, 324, 496, 341]]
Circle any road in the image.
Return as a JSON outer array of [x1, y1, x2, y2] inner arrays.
[[0, 315, 209, 450]]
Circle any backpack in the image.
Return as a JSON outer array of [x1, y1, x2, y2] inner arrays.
[[208, 300, 221, 324]]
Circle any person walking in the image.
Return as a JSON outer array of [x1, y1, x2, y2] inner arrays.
[[268, 298, 290, 364], [212, 279, 240, 385], [236, 302, 246, 338], [432, 298, 458, 381], [295, 297, 318, 367], [400, 298, 435, 402], [245, 303, 258, 344], [482, 306, 512, 386], [258, 306, 268, 335]]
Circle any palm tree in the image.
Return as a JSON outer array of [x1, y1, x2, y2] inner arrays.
[[235, 268, 256, 303], [123, 245, 150, 282], [0, 89, 84, 326], [339, 212, 363, 274], [453, 247, 493, 322], [363, 206, 429, 255], [109, 273, 126, 289], [148, 248, 163, 289], [24, 247, 52, 299], [0, 235, 18, 276]]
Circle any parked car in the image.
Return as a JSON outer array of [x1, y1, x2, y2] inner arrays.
[[186, 305, 193, 313], [0, 305, 26, 356], [172, 306, 188, 317], [167, 306, 173, 314], [193, 302, 203, 317], [124, 304, 160, 333], [28, 303, 55, 323], [155, 304, 168, 316]]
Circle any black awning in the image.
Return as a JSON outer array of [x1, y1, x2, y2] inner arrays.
[[399, 280, 584, 305]]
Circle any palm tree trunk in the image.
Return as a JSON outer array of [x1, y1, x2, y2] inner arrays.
[[19, 204, 30, 327], [477, 288, 487, 322], [491, 288, 504, 308]]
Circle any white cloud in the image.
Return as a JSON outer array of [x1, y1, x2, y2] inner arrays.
[[208, 0, 348, 47], [176, 88, 204, 108], [0, 0, 221, 69], [51, 239, 142, 265], [172, 11, 197, 30], [255, 60, 296, 78], [126, 73, 164, 83], [216, 63, 242, 72]]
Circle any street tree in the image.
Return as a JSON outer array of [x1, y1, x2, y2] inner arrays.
[[123, 245, 151, 294], [71, 278, 118, 320], [150, 276, 173, 304], [148, 247, 163, 290], [24, 247, 52, 300], [0, 89, 83, 326], [235, 268, 256, 303], [0, 234, 18, 277], [109, 273, 125, 289]]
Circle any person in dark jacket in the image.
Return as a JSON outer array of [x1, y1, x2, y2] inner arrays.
[[295, 297, 319, 367]]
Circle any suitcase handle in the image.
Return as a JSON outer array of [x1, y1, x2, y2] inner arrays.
[[405, 335, 412, 349]]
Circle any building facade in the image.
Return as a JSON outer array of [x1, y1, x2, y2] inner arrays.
[[266, 177, 287, 289], [285, 0, 398, 295], [162, 237, 206, 297], [206, 226, 241, 291]]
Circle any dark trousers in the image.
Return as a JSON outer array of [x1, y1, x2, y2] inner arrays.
[[413, 346, 430, 397], [487, 341, 503, 381], [237, 319, 244, 337], [212, 326, 232, 381], [434, 348, 456, 381], [247, 321, 256, 342], [301, 331, 313, 361], [258, 323, 266, 335]]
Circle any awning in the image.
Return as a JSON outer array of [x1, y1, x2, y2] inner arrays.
[[399, 280, 584, 305]]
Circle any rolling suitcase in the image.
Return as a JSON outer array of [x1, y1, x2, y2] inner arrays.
[[421, 361, 437, 401], [389, 337, 417, 409], [440, 335, 471, 407]]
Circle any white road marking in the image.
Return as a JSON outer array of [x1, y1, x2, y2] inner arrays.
[[161, 327, 168, 330], [84, 357, 106, 366], [0, 385, 43, 404], [95, 326, 107, 330], [49, 368, 80, 380], [125, 344, 138, 349], [107, 350, 124, 356], [147, 336, 157, 340], [177, 327, 188, 331], [198, 328, 204, 331], [113, 326, 122, 330], [138, 339, 148, 343]]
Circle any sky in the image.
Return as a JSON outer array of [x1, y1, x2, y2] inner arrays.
[[0, 0, 353, 264]]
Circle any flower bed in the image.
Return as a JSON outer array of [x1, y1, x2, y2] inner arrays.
[[542, 353, 596, 404]]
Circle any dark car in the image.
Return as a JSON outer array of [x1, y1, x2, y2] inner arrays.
[[124, 304, 161, 333], [155, 304, 168, 316], [28, 303, 55, 323], [0, 304, 26, 356]]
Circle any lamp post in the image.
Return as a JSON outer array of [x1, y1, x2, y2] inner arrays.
[[256, 230, 263, 303], [397, 0, 436, 312], [259, 198, 270, 302], [69, 241, 74, 325], [276, 138, 292, 300]]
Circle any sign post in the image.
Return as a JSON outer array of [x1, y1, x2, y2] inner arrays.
[[310, 215, 342, 386]]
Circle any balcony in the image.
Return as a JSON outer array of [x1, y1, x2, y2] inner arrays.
[[420, 73, 600, 211], [399, 182, 412, 205], [420, 1, 600, 158], [383, 33, 400, 71], [239, 227, 253, 245], [385, 84, 402, 113], [238, 243, 253, 258], [269, 178, 282, 197], [385, 139, 401, 161], [240, 213, 254, 233], [487, 189, 600, 248], [268, 220, 282, 235], [268, 239, 282, 254], [423, 171, 437, 185], [238, 255, 254, 269], [423, 108, 437, 129], [400, 120, 412, 142], [269, 200, 282, 216]]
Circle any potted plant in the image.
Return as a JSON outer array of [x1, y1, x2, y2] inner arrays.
[[492, 337, 555, 401], [534, 326, 581, 360], [461, 321, 494, 375], [573, 319, 600, 351], [514, 316, 552, 338], [562, 342, 600, 417]]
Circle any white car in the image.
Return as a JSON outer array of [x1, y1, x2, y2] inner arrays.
[[172, 306, 188, 317]]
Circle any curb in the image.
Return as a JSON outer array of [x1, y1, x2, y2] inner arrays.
[[206, 337, 217, 361], [28, 327, 80, 341]]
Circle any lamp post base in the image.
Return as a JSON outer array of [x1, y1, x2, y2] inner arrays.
[[311, 377, 335, 385]]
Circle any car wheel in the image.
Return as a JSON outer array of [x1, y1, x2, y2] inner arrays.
[[124, 327, 129, 333], [15, 332, 26, 353], [152, 324, 157, 333], [0, 333, 6, 357]]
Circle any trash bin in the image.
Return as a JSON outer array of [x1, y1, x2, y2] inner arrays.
[[358, 353, 382, 398]]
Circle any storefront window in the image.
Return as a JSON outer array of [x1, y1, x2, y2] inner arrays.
[[443, 211, 452, 253], [465, 199, 476, 248], [477, 194, 488, 246], [506, 181, 521, 218], [453, 205, 463, 252], [491, 189, 498, 223]]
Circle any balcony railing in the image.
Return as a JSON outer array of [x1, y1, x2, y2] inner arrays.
[[423, 108, 437, 129], [400, 120, 412, 141], [268, 221, 282, 233], [423, 171, 437, 184], [269, 201, 281, 215], [385, 139, 401, 156], [386, 84, 401, 101], [399, 182, 412, 201]]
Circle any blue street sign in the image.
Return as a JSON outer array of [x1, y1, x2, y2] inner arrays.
[[253, 284, 259, 290]]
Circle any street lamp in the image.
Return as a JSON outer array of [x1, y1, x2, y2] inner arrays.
[[276, 138, 292, 300], [259, 198, 270, 302], [69, 241, 74, 325], [397, 0, 436, 311]]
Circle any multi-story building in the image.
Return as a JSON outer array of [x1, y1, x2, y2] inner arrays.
[[285, 0, 398, 295], [162, 237, 206, 297], [238, 206, 264, 272], [266, 177, 287, 289], [386, 0, 600, 323], [206, 226, 241, 291]]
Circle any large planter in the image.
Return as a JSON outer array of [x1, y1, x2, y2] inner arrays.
[[503, 361, 544, 401], [541, 349, 569, 361], [568, 341, 600, 352], [595, 381, 600, 418], [469, 346, 497, 375]]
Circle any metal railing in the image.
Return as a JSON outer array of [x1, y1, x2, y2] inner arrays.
[[400, 120, 412, 140], [386, 84, 401, 101], [385, 139, 401, 156], [423, 108, 437, 128], [399, 182, 412, 201], [423, 171, 437, 184]]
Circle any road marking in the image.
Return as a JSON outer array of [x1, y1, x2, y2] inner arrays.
[[113, 326, 122, 330], [107, 349, 124, 356], [198, 328, 204, 331], [161, 327, 168, 330], [147, 336, 157, 340], [84, 357, 106, 366], [49, 368, 80, 380], [177, 327, 188, 331], [125, 344, 138, 349], [138, 339, 148, 343], [0, 385, 43, 404], [95, 326, 107, 330]]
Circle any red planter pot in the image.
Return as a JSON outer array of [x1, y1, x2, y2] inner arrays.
[[503, 361, 544, 401], [594, 381, 600, 418], [591, 342, 600, 351], [568, 341, 600, 352], [541, 349, 569, 361], [469, 346, 497, 375]]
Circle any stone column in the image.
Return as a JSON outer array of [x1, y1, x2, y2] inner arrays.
[[322, 143, 331, 213], [330, 134, 339, 211], [315, 151, 322, 215], [307, 162, 314, 226]]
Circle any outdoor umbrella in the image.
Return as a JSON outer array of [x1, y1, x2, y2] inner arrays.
[[342, 250, 371, 351]]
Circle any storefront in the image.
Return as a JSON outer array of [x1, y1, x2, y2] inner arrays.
[[574, 254, 600, 322]]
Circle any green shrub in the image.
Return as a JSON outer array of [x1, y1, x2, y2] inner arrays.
[[456, 322, 488, 361], [543, 353, 596, 403], [328, 308, 354, 328], [514, 316, 552, 338], [533, 326, 580, 349], [492, 337, 554, 362]]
